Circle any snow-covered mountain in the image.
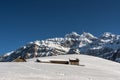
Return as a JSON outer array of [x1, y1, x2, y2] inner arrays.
[[1, 32, 120, 62]]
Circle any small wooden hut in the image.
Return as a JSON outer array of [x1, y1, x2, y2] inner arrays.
[[69, 58, 79, 65], [50, 60, 69, 64], [12, 56, 26, 62], [36, 58, 80, 65]]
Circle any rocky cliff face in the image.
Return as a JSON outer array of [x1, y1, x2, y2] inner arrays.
[[1, 32, 120, 62]]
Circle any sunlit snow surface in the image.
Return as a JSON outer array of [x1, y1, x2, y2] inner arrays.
[[0, 54, 120, 80]]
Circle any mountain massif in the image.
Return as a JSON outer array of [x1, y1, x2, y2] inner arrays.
[[1, 32, 120, 62]]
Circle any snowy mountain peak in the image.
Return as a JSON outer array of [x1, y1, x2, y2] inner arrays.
[[71, 32, 79, 36], [33, 40, 41, 46], [65, 32, 80, 38], [101, 32, 116, 39], [80, 32, 97, 39]]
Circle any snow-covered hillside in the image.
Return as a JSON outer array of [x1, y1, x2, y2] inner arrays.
[[1, 32, 120, 62], [0, 54, 120, 80]]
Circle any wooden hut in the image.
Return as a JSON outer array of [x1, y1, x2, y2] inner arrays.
[[50, 60, 69, 64], [69, 58, 79, 65], [36, 58, 80, 65], [36, 59, 69, 64], [12, 56, 26, 62]]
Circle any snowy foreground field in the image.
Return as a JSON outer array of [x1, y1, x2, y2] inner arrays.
[[0, 54, 120, 80]]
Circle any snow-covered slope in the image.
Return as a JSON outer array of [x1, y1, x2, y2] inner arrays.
[[0, 54, 120, 80], [1, 32, 120, 63]]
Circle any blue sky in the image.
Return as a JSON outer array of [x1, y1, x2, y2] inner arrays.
[[0, 0, 120, 54]]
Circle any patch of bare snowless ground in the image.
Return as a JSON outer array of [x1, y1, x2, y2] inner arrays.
[[0, 54, 120, 80]]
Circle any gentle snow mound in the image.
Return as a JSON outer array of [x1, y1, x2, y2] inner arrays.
[[0, 54, 120, 80]]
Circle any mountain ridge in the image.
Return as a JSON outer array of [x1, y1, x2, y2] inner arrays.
[[1, 32, 120, 62]]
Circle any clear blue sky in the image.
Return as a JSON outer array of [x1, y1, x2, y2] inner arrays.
[[0, 0, 120, 54]]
